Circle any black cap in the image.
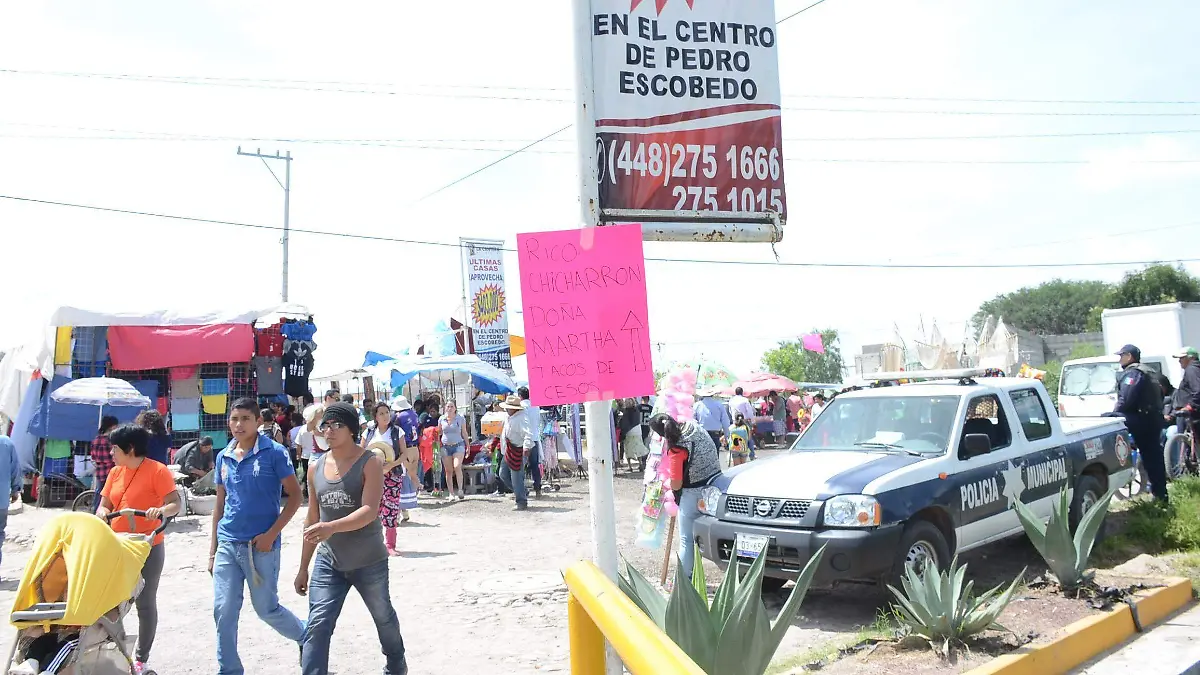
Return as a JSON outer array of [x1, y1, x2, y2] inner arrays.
[[321, 402, 361, 436], [1116, 344, 1141, 359]]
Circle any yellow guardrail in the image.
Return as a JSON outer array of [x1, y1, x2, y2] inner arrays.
[[564, 561, 706, 675]]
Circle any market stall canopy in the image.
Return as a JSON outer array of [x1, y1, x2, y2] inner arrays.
[[43, 304, 311, 372], [48, 304, 306, 327], [364, 353, 517, 395]]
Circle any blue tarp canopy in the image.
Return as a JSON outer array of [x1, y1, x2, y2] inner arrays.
[[363, 353, 517, 396]]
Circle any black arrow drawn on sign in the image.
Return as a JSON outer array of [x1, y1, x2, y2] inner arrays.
[[620, 311, 648, 372]]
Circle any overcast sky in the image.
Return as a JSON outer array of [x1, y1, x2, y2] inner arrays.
[[2, 0, 1198, 380]]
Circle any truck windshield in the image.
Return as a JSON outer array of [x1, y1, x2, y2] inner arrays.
[[1061, 363, 1120, 397], [792, 395, 961, 454]]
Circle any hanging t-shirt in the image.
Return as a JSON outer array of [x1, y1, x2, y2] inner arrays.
[[281, 320, 317, 342], [254, 356, 285, 396], [256, 328, 284, 357], [282, 342, 314, 397]]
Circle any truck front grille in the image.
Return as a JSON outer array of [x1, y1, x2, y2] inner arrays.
[[725, 495, 751, 515], [724, 495, 812, 520]]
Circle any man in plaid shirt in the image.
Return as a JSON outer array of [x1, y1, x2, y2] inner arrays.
[[89, 416, 119, 495]]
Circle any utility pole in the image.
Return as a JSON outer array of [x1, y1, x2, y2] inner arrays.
[[237, 147, 293, 303]]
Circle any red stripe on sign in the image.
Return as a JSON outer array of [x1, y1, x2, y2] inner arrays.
[[595, 103, 781, 129]]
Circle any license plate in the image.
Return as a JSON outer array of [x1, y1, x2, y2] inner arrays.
[[735, 533, 770, 560]]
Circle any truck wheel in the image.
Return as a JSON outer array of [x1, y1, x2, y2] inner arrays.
[[761, 577, 788, 595], [887, 520, 949, 589], [1069, 474, 1106, 542]]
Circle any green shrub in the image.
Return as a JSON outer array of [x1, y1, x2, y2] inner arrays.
[[619, 545, 825, 675], [888, 556, 1023, 657], [1014, 485, 1115, 590]]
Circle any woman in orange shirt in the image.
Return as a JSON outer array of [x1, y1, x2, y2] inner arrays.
[[95, 424, 181, 674]]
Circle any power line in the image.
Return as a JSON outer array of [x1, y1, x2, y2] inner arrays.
[[780, 106, 1200, 117], [0, 69, 573, 103], [2, 193, 1197, 270], [8, 66, 1200, 110], [777, 0, 831, 24], [781, 93, 1200, 106], [8, 122, 1200, 145], [414, 124, 572, 201]]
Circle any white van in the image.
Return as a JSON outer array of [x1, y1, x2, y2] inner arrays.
[[1058, 355, 1169, 417]]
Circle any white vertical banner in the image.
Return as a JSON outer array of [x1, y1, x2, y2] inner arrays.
[[461, 238, 512, 372]]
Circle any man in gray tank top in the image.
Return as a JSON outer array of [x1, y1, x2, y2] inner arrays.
[[294, 403, 408, 675]]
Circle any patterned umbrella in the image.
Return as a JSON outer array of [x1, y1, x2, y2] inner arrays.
[[50, 377, 152, 408], [659, 360, 739, 393]]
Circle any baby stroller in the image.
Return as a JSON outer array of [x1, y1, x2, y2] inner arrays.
[[6, 510, 166, 675]]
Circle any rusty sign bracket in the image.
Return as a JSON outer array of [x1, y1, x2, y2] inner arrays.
[[600, 209, 784, 244]]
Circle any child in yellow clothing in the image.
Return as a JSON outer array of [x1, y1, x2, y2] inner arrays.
[[728, 414, 754, 466]]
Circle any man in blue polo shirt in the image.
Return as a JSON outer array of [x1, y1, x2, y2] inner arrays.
[[208, 397, 305, 674]]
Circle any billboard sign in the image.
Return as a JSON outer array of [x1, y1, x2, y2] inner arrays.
[[588, 0, 787, 224]]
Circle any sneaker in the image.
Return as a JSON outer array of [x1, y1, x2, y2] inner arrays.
[[401, 512, 411, 523], [515, 503, 528, 511], [534, 489, 543, 499], [457, 492, 465, 501]]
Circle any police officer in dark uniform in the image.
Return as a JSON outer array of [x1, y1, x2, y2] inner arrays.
[[1114, 344, 1169, 503]]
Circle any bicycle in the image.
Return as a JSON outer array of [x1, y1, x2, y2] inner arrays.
[[1165, 410, 1199, 479], [1116, 443, 1147, 500], [70, 488, 96, 513]]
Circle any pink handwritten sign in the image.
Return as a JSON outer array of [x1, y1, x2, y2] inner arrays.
[[517, 223, 655, 406]]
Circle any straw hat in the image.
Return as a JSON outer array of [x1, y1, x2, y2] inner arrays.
[[366, 440, 396, 464], [499, 394, 524, 411]]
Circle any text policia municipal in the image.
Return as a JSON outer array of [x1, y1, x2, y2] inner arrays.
[[594, 14, 775, 101]]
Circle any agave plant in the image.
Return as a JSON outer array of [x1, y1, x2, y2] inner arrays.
[[619, 544, 826, 675], [888, 556, 1024, 658], [1013, 485, 1116, 591]]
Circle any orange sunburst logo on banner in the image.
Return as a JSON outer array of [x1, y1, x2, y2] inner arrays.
[[631, 0, 695, 14], [471, 284, 506, 327]]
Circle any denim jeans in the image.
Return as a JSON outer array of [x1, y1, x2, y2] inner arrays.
[[0, 502, 9, 571], [302, 555, 407, 675], [499, 462, 527, 507], [677, 489, 703, 578], [213, 540, 306, 675], [526, 443, 542, 492]]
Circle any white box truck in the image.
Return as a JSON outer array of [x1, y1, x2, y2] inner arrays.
[[1059, 302, 1200, 417], [1101, 302, 1200, 362]]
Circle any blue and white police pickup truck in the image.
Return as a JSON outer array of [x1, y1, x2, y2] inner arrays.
[[691, 369, 1134, 592]]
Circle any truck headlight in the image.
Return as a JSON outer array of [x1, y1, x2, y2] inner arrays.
[[698, 485, 721, 516], [822, 495, 882, 527]]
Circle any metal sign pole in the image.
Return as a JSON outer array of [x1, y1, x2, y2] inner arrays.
[[572, 1, 622, 673]]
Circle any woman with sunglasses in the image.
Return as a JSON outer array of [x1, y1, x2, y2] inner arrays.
[[296, 403, 407, 675]]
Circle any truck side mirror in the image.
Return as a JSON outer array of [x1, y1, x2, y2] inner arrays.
[[960, 433, 992, 460]]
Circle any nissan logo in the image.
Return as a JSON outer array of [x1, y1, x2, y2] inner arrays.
[[754, 500, 772, 517]]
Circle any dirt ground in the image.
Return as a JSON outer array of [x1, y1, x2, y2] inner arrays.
[[806, 586, 1097, 675], [0, 455, 1129, 674]]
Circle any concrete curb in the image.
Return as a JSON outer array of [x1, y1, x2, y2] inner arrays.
[[965, 577, 1194, 675]]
